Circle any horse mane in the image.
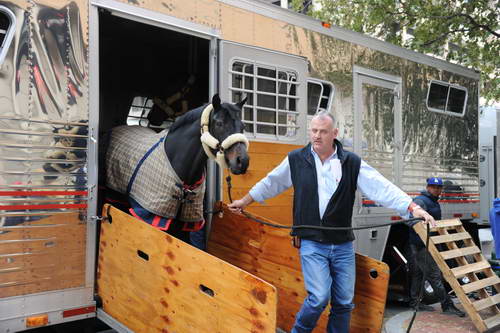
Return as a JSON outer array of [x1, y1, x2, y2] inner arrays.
[[167, 105, 204, 134]]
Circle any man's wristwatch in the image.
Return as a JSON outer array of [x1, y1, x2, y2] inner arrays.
[[408, 202, 422, 213]]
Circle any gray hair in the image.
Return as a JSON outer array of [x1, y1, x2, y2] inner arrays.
[[311, 111, 336, 127]]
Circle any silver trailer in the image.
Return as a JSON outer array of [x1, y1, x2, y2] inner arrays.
[[0, 0, 480, 331]]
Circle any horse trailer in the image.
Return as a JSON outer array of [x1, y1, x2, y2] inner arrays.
[[0, 0, 481, 332]]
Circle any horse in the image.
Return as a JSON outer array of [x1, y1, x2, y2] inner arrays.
[[104, 94, 249, 243]]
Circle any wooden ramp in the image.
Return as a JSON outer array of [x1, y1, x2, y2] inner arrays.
[[97, 204, 277, 333], [208, 203, 389, 333], [413, 219, 500, 332]]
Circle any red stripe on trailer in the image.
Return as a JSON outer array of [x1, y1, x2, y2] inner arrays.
[[407, 192, 479, 197], [0, 191, 88, 196], [439, 199, 480, 203], [0, 203, 87, 210], [62, 306, 96, 318], [440, 193, 479, 197]]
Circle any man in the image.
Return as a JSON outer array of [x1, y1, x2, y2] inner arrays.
[[228, 111, 435, 333], [407, 177, 465, 317]]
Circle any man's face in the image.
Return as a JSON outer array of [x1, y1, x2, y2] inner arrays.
[[427, 184, 443, 197], [309, 116, 338, 155]]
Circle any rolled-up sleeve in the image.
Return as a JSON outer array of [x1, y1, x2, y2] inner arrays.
[[249, 157, 293, 203], [357, 160, 412, 215]]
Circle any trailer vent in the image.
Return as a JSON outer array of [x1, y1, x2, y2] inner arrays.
[[0, 6, 15, 66], [426, 80, 468, 117]]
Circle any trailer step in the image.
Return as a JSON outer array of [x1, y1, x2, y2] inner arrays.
[[414, 218, 500, 333]]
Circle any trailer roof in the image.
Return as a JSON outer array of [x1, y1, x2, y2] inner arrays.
[[222, 0, 480, 80]]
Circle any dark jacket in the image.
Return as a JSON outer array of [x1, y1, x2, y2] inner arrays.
[[289, 139, 361, 244], [409, 190, 441, 247]]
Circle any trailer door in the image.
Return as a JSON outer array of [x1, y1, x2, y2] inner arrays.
[[217, 41, 308, 222], [353, 66, 403, 216]]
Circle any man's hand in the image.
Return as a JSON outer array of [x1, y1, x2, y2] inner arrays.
[[228, 194, 254, 213], [412, 207, 437, 227]]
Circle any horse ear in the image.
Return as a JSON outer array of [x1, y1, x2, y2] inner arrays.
[[236, 96, 247, 109], [212, 94, 221, 109]]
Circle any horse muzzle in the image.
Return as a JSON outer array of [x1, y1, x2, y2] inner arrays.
[[225, 142, 249, 175]]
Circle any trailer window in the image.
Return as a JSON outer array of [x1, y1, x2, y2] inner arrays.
[[230, 60, 299, 140], [0, 6, 15, 66], [426, 80, 468, 117], [307, 79, 334, 115], [126, 96, 155, 127]]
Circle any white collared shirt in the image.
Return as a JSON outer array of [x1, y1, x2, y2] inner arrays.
[[249, 148, 411, 219]]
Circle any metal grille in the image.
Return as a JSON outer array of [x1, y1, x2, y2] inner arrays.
[[230, 60, 300, 140]]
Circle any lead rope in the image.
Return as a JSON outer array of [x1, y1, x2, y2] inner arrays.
[[224, 174, 425, 230]]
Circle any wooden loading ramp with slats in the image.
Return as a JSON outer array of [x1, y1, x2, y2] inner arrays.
[[413, 219, 500, 332]]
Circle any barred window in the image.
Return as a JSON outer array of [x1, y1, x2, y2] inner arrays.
[[307, 79, 334, 115], [427, 80, 468, 117], [230, 60, 300, 140], [0, 6, 15, 66]]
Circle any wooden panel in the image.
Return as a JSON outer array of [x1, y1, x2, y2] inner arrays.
[[429, 219, 463, 229], [431, 232, 471, 244], [440, 245, 481, 260], [463, 276, 500, 294], [0, 213, 86, 298], [473, 294, 500, 311], [484, 313, 500, 329], [223, 141, 301, 224], [97, 204, 277, 333], [208, 204, 389, 333], [451, 261, 491, 278]]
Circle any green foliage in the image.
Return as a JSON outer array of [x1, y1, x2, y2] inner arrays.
[[292, 0, 499, 103]]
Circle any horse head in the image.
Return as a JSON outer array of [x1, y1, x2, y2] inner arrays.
[[208, 94, 249, 175]]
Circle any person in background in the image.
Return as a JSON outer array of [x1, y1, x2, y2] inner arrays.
[[490, 198, 500, 259], [407, 177, 465, 317], [228, 111, 435, 333]]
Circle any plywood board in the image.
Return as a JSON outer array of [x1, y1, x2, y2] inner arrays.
[[97, 204, 277, 333], [208, 203, 389, 332], [223, 141, 300, 224]]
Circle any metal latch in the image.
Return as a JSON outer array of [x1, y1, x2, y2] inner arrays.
[[90, 216, 108, 221]]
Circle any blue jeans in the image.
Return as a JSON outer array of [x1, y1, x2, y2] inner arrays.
[[292, 239, 355, 333]]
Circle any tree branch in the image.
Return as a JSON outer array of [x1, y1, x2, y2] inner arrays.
[[424, 13, 499, 38], [458, 13, 500, 38], [421, 28, 475, 47]]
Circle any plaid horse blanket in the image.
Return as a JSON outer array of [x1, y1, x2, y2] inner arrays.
[[105, 126, 205, 224]]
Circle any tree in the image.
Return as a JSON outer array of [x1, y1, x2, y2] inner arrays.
[[292, 0, 499, 103]]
